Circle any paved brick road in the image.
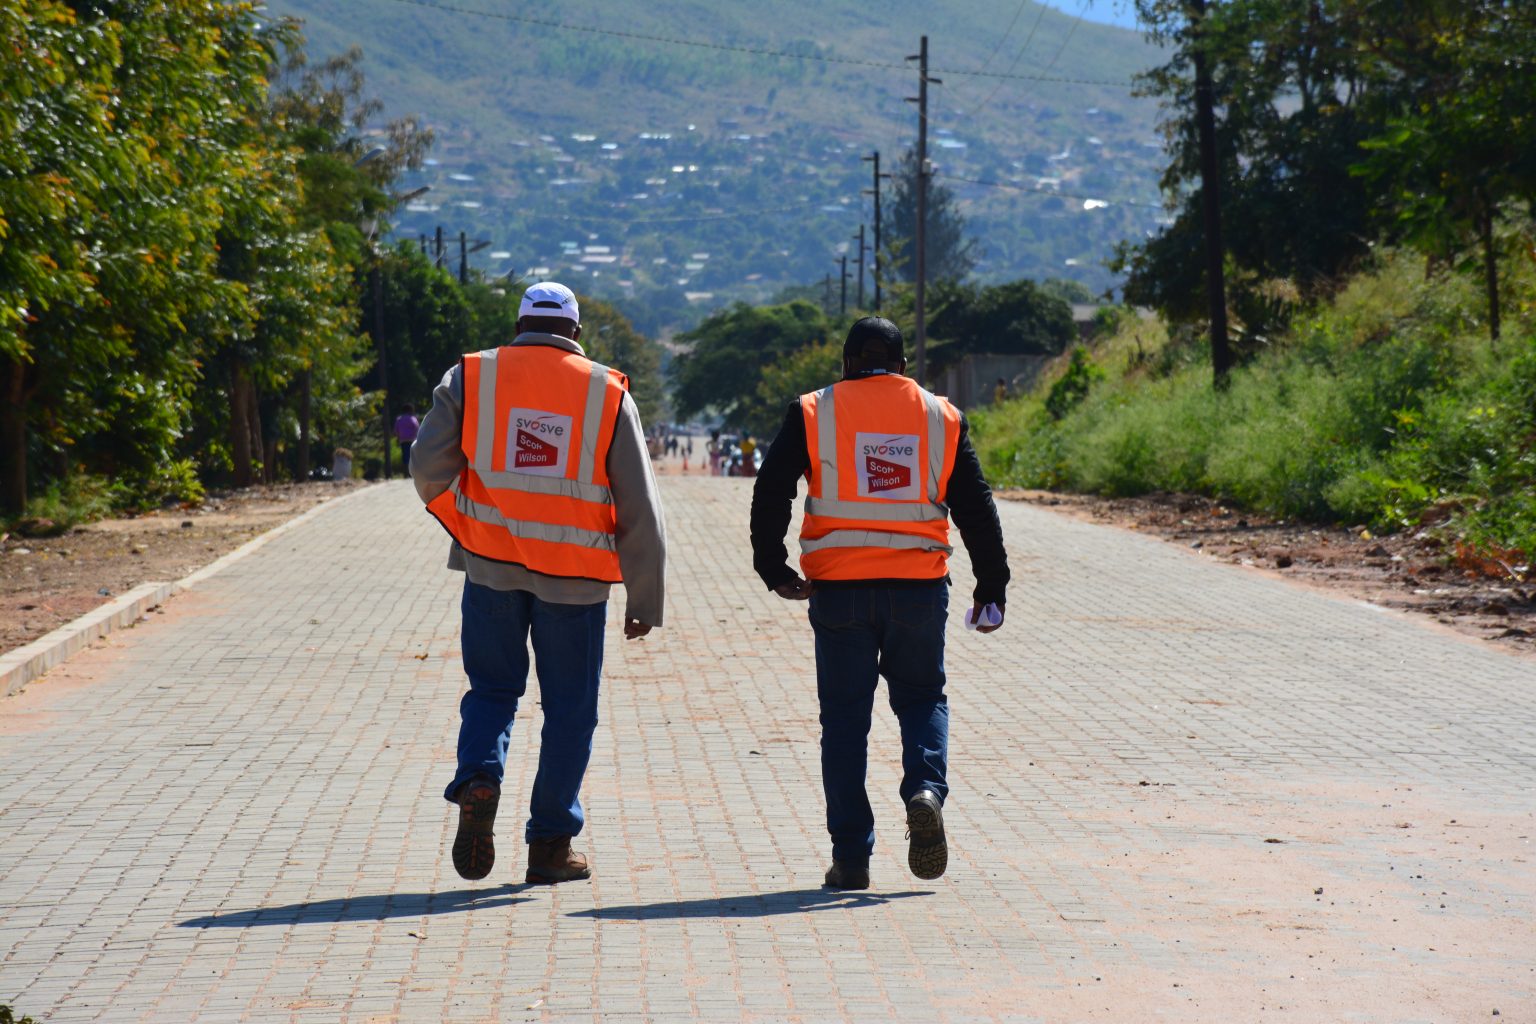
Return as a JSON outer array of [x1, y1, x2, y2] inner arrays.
[[2, 478, 1533, 1023]]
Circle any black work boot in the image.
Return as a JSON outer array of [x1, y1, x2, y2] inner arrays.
[[823, 858, 871, 890], [905, 789, 947, 880], [452, 779, 500, 881]]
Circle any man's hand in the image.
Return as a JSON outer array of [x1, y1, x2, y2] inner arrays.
[[774, 575, 815, 600], [624, 618, 652, 640], [971, 600, 1005, 634]]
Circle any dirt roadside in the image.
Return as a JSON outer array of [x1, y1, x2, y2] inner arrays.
[[1, 480, 367, 656], [999, 489, 1535, 658]]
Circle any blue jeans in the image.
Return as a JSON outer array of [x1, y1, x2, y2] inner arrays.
[[808, 582, 950, 862], [445, 580, 605, 842]]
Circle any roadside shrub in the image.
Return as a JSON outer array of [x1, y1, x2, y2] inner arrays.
[[971, 248, 1535, 566], [9, 476, 116, 535], [1044, 347, 1105, 421]]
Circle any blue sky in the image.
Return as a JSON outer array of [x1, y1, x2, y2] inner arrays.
[[1034, 0, 1143, 31]]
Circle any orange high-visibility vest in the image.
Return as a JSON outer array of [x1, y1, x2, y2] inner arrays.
[[426, 344, 629, 582], [798, 373, 962, 582]]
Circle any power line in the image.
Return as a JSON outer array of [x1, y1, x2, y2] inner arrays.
[[362, 0, 1135, 88], [944, 0, 1057, 121], [969, 0, 1036, 80], [937, 172, 1163, 210], [1040, 0, 1090, 74]]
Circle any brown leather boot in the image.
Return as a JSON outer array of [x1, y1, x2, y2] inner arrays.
[[526, 835, 591, 884], [451, 779, 499, 881]]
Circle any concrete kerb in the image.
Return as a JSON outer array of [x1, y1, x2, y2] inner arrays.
[[0, 483, 380, 698]]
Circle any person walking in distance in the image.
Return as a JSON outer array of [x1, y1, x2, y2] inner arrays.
[[411, 281, 667, 884], [750, 316, 1009, 890], [394, 404, 420, 471]]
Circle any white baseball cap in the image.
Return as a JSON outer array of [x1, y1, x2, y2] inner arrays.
[[518, 281, 580, 322]]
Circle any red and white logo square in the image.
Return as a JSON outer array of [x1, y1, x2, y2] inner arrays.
[[854, 432, 921, 500], [507, 408, 573, 476]]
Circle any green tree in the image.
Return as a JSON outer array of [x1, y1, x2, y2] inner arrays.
[[886, 147, 977, 285], [671, 300, 832, 425], [579, 296, 666, 425], [751, 339, 843, 439], [1118, 0, 1382, 332], [2, 0, 285, 512], [926, 279, 1076, 371], [1352, 0, 1536, 342]]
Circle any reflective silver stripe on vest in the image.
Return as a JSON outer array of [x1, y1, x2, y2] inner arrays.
[[799, 529, 953, 555], [805, 496, 948, 522], [813, 384, 839, 499], [577, 361, 611, 484], [476, 469, 612, 505], [473, 349, 499, 472], [920, 390, 947, 503], [451, 480, 617, 553]]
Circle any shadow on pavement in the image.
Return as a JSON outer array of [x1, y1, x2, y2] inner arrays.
[[179, 885, 534, 928], [569, 887, 932, 920]]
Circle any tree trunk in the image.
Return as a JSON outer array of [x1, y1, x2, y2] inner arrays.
[[0, 360, 28, 517], [296, 368, 311, 482], [230, 361, 254, 488], [244, 376, 264, 485], [1478, 196, 1500, 344], [1191, 0, 1232, 388]]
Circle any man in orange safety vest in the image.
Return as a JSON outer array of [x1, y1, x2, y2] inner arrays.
[[412, 281, 666, 886], [750, 316, 1009, 890]]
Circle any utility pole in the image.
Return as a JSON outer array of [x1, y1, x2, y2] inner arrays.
[[906, 36, 940, 383], [862, 151, 890, 312], [459, 231, 469, 285], [853, 224, 866, 311], [839, 254, 849, 317], [434, 225, 445, 270], [1190, 0, 1231, 387]]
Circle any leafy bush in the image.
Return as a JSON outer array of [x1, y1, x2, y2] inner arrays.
[[1044, 347, 1105, 421], [9, 476, 116, 535]]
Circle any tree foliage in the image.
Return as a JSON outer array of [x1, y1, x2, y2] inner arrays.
[[927, 279, 1076, 369], [0, 6, 667, 521], [886, 147, 977, 285], [671, 300, 834, 425], [1119, 0, 1536, 347]]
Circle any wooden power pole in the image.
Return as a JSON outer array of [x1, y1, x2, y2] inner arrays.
[[906, 36, 940, 383]]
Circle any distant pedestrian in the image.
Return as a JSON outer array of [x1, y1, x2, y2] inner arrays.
[[411, 281, 667, 885], [750, 316, 1009, 890], [394, 404, 420, 471], [993, 377, 1009, 405], [707, 430, 724, 476], [738, 434, 757, 478]]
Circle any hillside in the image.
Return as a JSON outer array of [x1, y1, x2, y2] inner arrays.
[[271, 0, 1167, 333]]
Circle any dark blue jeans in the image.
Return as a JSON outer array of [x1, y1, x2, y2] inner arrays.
[[808, 581, 950, 862], [445, 580, 605, 842]]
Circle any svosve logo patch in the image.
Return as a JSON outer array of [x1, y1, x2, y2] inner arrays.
[[854, 432, 920, 500], [507, 409, 573, 476]]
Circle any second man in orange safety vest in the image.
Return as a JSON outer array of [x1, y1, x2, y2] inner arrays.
[[750, 316, 1010, 890]]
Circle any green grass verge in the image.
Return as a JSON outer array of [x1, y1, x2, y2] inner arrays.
[[972, 249, 1536, 566]]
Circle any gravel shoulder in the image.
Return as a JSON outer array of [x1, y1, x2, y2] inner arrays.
[[1, 481, 368, 655], [999, 488, 1536, 658]]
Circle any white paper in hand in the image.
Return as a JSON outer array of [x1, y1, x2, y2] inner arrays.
[[963, 603, 1003, 631]]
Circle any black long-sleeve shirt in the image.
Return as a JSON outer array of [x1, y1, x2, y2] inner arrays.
[[749, 392, 1011, 605]]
